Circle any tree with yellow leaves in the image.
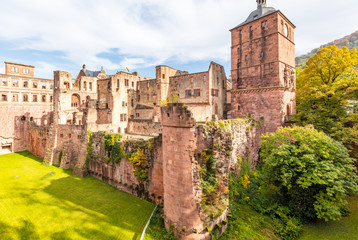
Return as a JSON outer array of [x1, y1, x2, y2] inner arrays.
[[293, 45, 358, 158]]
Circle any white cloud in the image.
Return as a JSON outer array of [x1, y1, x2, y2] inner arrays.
[[0, 0, 357, 74], [0, 63, 5, 75], [34, 62, 59, 79]]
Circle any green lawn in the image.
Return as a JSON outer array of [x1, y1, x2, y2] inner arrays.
[[0, 152, 155, 240], [299, 196, 358, 240]]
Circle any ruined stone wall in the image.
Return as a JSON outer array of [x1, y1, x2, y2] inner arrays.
[[208, 62, 227, 120], [161, 103, 261, 239], [53, 71, 97, 125], [27, 125, 49, 159], [137, 79, 157, 107], [127, 119, 162, 136], [0, 104, 52, 138], [87, 133, 164, 203], [43, 124, 87, 176]]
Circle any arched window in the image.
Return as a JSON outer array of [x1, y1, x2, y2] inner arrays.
[[83, 81, 87, 91], [71, 94, 80, 108]]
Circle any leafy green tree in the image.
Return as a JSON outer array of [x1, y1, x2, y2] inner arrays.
[[293, 45, 358, 158], [260, 126, 358, 221]]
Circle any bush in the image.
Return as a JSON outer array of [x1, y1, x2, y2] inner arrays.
[[260, 126, 358, 221], [102, 132, 124, 164], [273, 216, 302, 240]]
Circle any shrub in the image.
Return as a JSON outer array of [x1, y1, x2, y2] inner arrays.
[[260, 125, 358, 221], [102, 132, 124, 164]]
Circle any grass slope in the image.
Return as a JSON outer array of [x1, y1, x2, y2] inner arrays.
[[219, 204, 279, 240], [299, 196, 358, 240], [0, 152, 155, 240]]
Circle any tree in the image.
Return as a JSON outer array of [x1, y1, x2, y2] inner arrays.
[[293, 45, 358, 158], [260, 126, 358, 221]]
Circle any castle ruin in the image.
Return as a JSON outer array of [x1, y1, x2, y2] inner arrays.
[[0, 1, 295, 239]]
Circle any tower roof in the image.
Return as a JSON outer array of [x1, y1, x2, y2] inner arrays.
[[231, 0, 277, 30]]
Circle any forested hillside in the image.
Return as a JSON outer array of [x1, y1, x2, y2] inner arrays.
[[296, 31, 358, 67]]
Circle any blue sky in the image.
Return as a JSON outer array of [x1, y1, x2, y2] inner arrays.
[[0, 0, 357, 79]]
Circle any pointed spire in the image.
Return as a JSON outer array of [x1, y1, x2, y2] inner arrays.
[[256, 0, 267, 8]]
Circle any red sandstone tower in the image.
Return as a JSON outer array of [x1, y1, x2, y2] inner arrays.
[[230, 0, 296, 133]]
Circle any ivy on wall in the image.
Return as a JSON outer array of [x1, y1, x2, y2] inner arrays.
[[85, 130, 93, 166], [124, 140, 154, 183], [102, 132, 125, 164], [128, 148, 149, 182]]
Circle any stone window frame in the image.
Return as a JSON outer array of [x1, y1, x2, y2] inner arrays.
[[33, 82, 38, 88], [42, 83, 46, 89], [23, 80, 28, 88], [13, 79, 18, 87], [125, 79, 129, 87], [23, 94, 28, 102], [41, 95, 46, 102], [211, 89, 219, 97], [23, 68, 29, 74], [185, 89, 192, 98], [50, 83, 54, 89], [33, 95, 38, 102], [1, 94, 7, 101], [1, 79, 7, 86], [194, 89, 201, 97], [12, 94, 18, 102], [12, 67, 19, 73]]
